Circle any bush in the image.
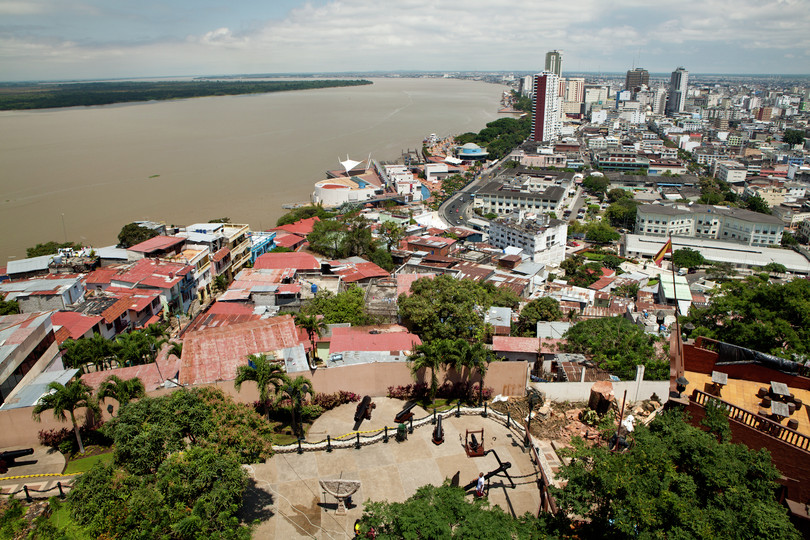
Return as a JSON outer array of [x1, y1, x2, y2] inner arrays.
[[38, 420, 110, 455], [387, 382, 493, 403], [312, 390, 361, 410]]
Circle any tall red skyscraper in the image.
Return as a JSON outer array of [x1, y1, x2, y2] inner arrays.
[[530, 72, 560, 142]]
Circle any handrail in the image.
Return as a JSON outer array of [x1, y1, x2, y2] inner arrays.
[[527, 435, 559, 515], [690, 389, 810, 452]]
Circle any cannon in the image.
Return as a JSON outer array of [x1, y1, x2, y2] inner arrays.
[[465, 429, 485, 457], [0, 448, 34, 474], [354, 396, 375, 424], [432, 414, 444, 445], [394, 401, 417, 424], [463, 450, 515, 492]]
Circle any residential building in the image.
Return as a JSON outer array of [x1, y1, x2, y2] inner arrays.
[[0, 313, 61, 405], [0, 277, 85, 313], [184, 223, 252, 279], [531, 72, 561, 142], [473, 176, 567, 217], [634, 203, 784, 246], [545, 50, 562, 77], [488, 212, 568, 267], [714, 160, 748, 183]]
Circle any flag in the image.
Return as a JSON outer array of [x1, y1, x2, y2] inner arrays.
[[653, 238, 672, 267]]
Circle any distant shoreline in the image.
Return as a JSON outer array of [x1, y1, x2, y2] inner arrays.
[[0, 79, 373, 111]]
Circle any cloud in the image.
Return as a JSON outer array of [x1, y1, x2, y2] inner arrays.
[[1, 0, 809, 80]]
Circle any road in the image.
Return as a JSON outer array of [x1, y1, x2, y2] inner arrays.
[[438, 156, 508, 227]]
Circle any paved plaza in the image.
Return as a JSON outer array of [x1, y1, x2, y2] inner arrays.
[[245, 398, 543, 539]]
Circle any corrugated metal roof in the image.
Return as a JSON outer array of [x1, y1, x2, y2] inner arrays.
[[6, 255, 54, 275]]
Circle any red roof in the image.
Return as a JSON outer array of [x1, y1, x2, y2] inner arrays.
[[492, 336, 541, 354], [333, 261, 390, 283], [273, 232, 306, 248], [51, 311, 103, 342], [101, 297, 131, 324], [254, 252, 320, 271], [212, 247, 230, 262], [127, 235, 185, 254], [329, 326, 421, 354], [180, 316, 300, 385], [114, 258, 191, 290], [588, 276, 616, 291], [85, 267, 120, 285], [396, 273, 435, 297], [126, 293, 159, 313], [81, 356, 181, 392], [272, 216, 320, 236]]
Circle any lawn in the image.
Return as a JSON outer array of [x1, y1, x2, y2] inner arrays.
[[64, 452, 113, 475]]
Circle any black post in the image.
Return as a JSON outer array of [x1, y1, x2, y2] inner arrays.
[[507, 411, 511, 428], [408, 417, 414, 434], [297, 437, 304, 455], [383, 426, 389, 443], [57, 481, 64, 499], [327, 435, 332, 453], [482, 402, 488, 418], [432, 408, 437, 425], [355, 432, 361, 449], [24, 485, 31, 502], [456, 401, 461, 418]]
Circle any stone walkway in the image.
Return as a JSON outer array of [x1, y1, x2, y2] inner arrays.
[[0, 445, 75, 500], [245, 398, 543, 539]]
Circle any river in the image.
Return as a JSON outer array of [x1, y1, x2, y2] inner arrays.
[[0, 77, 504, 262]]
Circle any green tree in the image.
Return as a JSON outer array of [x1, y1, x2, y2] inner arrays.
[[117, 222, 159, 248], [60, 332, 113, 371], [275, 375, 314, 438], [26, 241, 82, 258], [408, 341, 445, 403], [359, 483, 544, 539], [613, 282, 640, 299], [604, 198, 639, 229], [293, 313, 327, 362], [563, 316, 669, 380], [234, 354, 286, 418], [781, 232, 799, 247], [212, 274, 229, 293], [302, 286, 374, 326], [379, 220, 406, 252], [601, 254, 623, 269], [208, 216, 231, 223], [706, 261, 737, 281], [113, 330, 158, 367], [0, 299, 20, 315], [515, 297, 562, 336], [672, 247, 705, 269], [585, 221, 620, 244], [307, 218, 349, 258], [275, 204, 335, 226], [743, 194, 772, 215], [553, 411, 800, 539], [783, 129, 806, 146], [582, 175, 610, 198], [461, 340, 497, 405], [398, 274, 519, 342], [607, 188, 632, 203], [762, 262, 787, 274], [684, 277, 810, 357], [32, 379, 100, 454], [97, 375, 146, 408]]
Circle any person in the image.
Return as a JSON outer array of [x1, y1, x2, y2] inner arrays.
[[475, 472, 485, 497]]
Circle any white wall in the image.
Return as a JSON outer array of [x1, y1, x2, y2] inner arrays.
[[528, 365, 670, 403]]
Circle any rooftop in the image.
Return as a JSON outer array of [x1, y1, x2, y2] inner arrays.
[[254, 252, 320, 271], [329, 326, 421, 355], [127, 235, 185, 254]]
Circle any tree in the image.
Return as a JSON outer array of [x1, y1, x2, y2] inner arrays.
[[208, 217, 231, 223], [166, 341, 183, 359], [604, 198, 639, 229], [26, 241, 82, 258], [275, 375, 314, 438], [294, 313, 327, 362], [301, 286, 374, 326], [582, 175, 610, 198], [672, 247, 705, 269], [307, 218, 349, 258], [607, 188, 632, 203], [783, 129, 806, 147], [60, 332, 113, 371], [212, 274, 229, 293], [743, 194, 772, 215], [379, 220, 406, 252], [585, 222, 620, 244], [613, 282, 640, 299], [97, 375, 146, 408], [32, 379, 99, 454], [781, 232, 799, 247], [762, 262, 787, 274], [117, 222, 159, 248], [706, 261, 737, 281], [515, 297, 562, 336], [683, 277, 810, 357], [276, 204, 335, 226], [553, 411, 800, 539], [234, 354, 286, 418], [462, 341, 496, 405], [601, 254, 623, 270], [113, 330, 158, 367], [408, 342, 445, 403], [0, 299, 20, 315], [359, 483, 544, 539], [563, 316, 669, 380], [398, 274, 519, 342]]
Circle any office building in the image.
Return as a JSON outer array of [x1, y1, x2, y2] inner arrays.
[[666, 67, 689, 115], [530, 72, 560, 142], [545, 50, 562, 77], [625, 68, 650, 94]]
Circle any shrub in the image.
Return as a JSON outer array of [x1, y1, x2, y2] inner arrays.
[[312, 390, 361, 410], [387, 382, 493, 403], [38, 420, 110, 455]]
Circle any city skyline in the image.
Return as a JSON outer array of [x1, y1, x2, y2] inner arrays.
[[1, 0, 809, 82]]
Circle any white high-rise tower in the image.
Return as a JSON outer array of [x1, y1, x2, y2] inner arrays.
[[666, 67, 689, 115]]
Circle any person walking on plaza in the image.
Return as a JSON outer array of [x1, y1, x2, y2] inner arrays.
[[476, 472, 485, 498]]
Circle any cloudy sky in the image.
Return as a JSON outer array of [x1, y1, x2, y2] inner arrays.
[[1, 0, 808, 81]]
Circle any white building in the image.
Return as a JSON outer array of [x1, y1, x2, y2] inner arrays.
[[713, 160, 748, 183], [473, 173, 572, 217], [634, 203, 784, 246], [488, 212, 568, 267], [666, 67, 689, 115], [531, 72, 561, 142]]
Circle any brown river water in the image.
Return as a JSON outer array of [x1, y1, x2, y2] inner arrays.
[[0, 78, 503, 262]]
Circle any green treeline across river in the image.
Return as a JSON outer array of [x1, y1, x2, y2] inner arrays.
[[0, 79, 373, 110]]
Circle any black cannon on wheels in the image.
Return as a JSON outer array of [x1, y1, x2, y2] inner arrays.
[[353, 396, 376, 430], [0, 448, 34, 474], [394, 401, 417, 424], [432, 414, 444, 445]]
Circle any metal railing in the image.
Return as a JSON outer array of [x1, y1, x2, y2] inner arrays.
[[691, 389, 810, 451]]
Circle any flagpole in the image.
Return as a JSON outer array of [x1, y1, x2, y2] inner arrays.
[[668, 233, 684, 379]]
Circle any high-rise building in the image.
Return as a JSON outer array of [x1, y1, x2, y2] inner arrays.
[[666, 67, 689, 115], [545, 50, 562, 77], [531, 72, 560, 142], [625, 68, 649, 93]]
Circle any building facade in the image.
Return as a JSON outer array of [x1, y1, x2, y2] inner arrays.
[[666, 67, 689, 116], [545, 50, 562, 77], [488, 213, 568, 267], [625, 68, 650, 93], [531, 72, 560, 142]]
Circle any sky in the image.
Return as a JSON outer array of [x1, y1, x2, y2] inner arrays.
[[1, 0, 809, 81]]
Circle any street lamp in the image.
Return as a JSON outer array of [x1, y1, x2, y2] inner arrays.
[[524, 391, 540, 448]]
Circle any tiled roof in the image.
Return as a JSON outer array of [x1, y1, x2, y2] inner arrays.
[[85, 267, 120, 285], [329, 326, 421, 354], [180, 316, 302, 385], [254, 252, 320, 271], [333, 261, 390, 283], [50, 311, 103, 342], [212, 247, 230, 262], [273, 232, 307, 248], [396, 273, 434, 297], [114, 258, 191, 290], [81, 356, 181, 392], [183, 302, 259, 333], [588, 276, 616, 291], [271, 217, 320, 236], [101, 297, 131, 323], [492, 336, 541, 354], [127, 235, 185, 254]]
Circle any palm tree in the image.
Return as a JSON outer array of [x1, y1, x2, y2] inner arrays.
[[97, 375, 146, 410], [166, 341, 183, 359], [275, 375, 314, 438], [408, 342, 445, 403], [294, 314, 327, 362], [465, 342, 496, 405], [32, 380, 99, 454], [234, 354, 287, 419]]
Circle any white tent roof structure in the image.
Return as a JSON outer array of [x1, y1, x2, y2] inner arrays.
[[340, 156, 364, 176]]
